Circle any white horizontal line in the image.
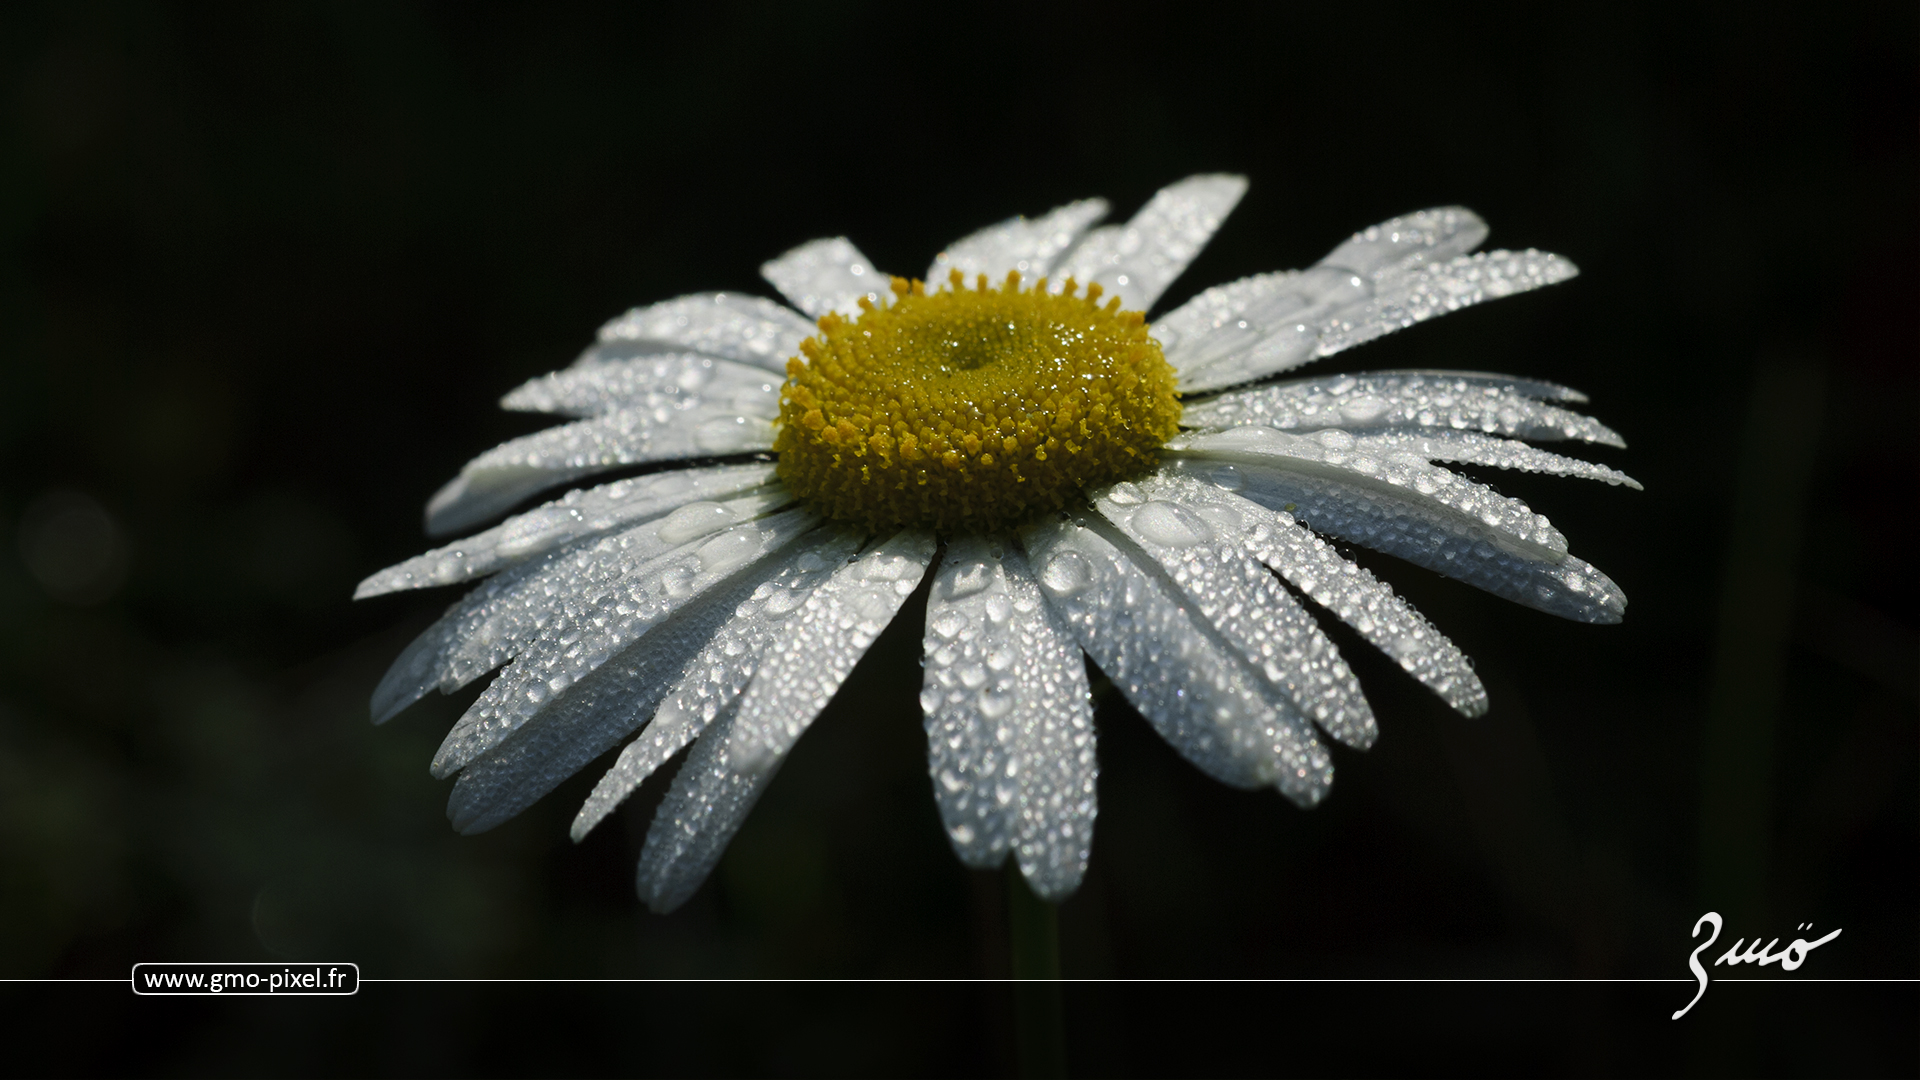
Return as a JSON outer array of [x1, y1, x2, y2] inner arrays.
[[12, 977, 1915, 986]]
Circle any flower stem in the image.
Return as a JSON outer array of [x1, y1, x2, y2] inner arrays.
[[1006, 865, 1067, 1078]]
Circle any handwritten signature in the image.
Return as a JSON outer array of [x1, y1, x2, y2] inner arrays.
[[1672, 912, 1842, 1019]]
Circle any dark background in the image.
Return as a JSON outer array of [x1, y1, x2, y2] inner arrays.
[[1, 2, 1913, 1076]]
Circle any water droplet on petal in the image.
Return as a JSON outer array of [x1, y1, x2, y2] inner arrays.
[[695, 416, 756, 452], [1340, 395, 1388, 423], [984, 593, 1013, 624], [660, 565, 697, 598], [694, 528, 759, 573], [1130, 501, 1212, 547], [851, 584, 895, 622], [656, 501, 739, 544], [945, 561, 993, 599], [1193, 503, 1244, 534], [1039, 550, 1094, 597]]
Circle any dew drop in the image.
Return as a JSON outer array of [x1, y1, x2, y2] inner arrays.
[[695, 416, 755, 452], [1340, 395, 1388, 423], [494, 509, 569, 558], [851, 585, 896, 622], [1039, 550, 1094, 597], [656, 501, 739, 544], [984, 594, 1013, 624], [1193, 503, 1244, 533], [694, 528, 759, 573], [1130, 501, 1212, 547], [946, 561, 993, 599], [660, 565, 697, 598]]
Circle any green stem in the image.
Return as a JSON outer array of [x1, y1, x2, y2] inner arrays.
[[1006, 865, 1067, 1079]]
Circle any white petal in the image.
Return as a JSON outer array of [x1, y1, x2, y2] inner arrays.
[[502, 353, 781, 420], [1159, 266, 1367, 382], [1094, 475, 1375, 749], [920, 537, 1096, 899], [369, 487, 795, 724], [1001, 550, 1097, 901], [724, 530, 937, 775], [1169, 249, 1578, 393], [921, 536, 1019, 869], [440, 516, 822, 835], [1351, 431, 1641, 489], [924, 198, 1109, 287], [1165, 434, 1626, 623], [431, 506, 819, 779], [1170, 426, 1569, 558], [1315, 249, 1579, 360], [424, 398, 779, 537], [1018, 517, 1332, 806], [634, 710, 778, 914], [444, 575, 768, 839], [760, 237, 889, 320], [1317, 206, 1489, 279], [633, 530, 936, 914], [356, 463, 778, 599], [586, 292, 816, 374], [569, 526, 864, 842], [1139, 467, 1486, 716], [1048, 174, 1247, 314], [1185, 370, 1622, 446]]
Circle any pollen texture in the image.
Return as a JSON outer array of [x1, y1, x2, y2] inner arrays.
[[774, 272, 1182, 532]]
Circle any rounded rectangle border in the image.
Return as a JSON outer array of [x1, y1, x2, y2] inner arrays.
[[131, 963, 360, 996]]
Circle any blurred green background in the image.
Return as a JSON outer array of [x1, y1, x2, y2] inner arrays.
[[1, 2, 1913, 1075]]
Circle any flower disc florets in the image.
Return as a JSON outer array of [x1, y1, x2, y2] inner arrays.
[[773, 271, 1182, 532]]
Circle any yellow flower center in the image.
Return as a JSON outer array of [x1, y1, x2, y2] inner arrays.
[[773, 271, 1182, 533]]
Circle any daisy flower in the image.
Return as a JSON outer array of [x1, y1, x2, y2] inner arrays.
[[358, 175, 1634, 912]]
